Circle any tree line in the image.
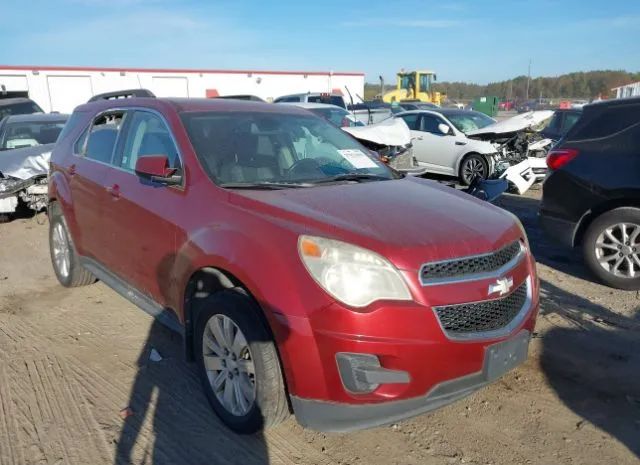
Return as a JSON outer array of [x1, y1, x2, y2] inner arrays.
[[365, 70, 639, 101]]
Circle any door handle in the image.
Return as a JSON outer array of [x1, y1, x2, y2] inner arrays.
[[68, 164, 77, 176], [106, 184, 120, 199], [455, 141, 467, 146]]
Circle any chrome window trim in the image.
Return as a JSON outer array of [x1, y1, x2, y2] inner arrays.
[[71, 106, 186, 189], [419, 241, 525, 286], [433, 276, 533, 342]]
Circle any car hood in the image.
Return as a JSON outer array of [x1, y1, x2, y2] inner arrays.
[[0, 144, 53, 180], [466, 110, 554, 140], [229, 176, 521, 270], [342, 117, 411, 146]]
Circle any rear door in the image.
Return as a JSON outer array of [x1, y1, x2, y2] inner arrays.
[[100, 109, 184, 306], [68, 111, 125, 260]]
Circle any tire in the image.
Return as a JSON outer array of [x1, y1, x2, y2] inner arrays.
[[459, 153, 489, 186], [48, 202, 96, 287], [194, 288, 289, 433], [583, 207, 640, 290]]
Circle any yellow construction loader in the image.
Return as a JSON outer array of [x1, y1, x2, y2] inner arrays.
[[382, 70, 441, 105]]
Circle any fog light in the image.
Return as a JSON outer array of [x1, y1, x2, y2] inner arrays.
[[336, 353, 410, 394]]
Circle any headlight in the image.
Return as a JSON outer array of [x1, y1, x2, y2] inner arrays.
[[298, 235, 412, 307]]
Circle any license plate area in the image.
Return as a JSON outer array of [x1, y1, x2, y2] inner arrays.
[[484, 330, 530, 382]]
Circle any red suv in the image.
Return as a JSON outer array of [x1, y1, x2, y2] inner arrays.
[[48, 91, 539, 433]]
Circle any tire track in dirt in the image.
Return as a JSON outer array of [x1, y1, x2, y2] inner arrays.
[[0, 365, 25, 465], [1, 354, 113, 465]]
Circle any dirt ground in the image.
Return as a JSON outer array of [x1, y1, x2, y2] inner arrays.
[[0, 188, 639, 465]]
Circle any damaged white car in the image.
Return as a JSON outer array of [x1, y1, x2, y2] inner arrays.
[[394, 109, 554, 192], [0, 113, 68, 221], [342, 117, 428, 176]]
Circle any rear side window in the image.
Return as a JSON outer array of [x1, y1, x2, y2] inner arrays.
[[119, 111, 181, 172], [399, 114, 420, 130], [568, 103, 640, 141], [84, 112, 126, 164]]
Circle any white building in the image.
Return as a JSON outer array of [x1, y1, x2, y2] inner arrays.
[[612, 81, 640, 99], [0, 65, 365, 113]]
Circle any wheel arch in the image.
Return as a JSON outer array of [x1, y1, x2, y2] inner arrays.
[[574, 200, 640, 246], [456, 151, 490, 179], [182, 266, 275, 362]]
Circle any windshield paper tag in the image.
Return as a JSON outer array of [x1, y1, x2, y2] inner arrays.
[[338, 149, 378, 169]]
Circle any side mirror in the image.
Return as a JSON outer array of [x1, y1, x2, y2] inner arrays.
[[438, 123, 451, 135], [134, 155, 181, 185]]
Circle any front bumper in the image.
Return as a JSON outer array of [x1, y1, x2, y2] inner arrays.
[[292, 330, 531, 432]]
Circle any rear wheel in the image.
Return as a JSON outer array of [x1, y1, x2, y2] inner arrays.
[[459, 153, 488, 186], [583, 207, 640, 290], [48, 203, 96, 287], [194, 289, 289, 433]]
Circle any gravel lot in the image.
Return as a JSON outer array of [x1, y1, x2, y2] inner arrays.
[[0, 187, 638, 465]]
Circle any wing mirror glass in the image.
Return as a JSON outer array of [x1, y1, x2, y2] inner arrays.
[[134, 155, 181, 185]]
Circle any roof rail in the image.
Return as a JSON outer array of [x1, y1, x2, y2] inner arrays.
[[87, 88, 155, 103]]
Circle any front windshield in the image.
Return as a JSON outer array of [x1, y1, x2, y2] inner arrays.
[[1, 119, 67, 149], [446, 112, 495, 134], [181, 111, 396, 186]]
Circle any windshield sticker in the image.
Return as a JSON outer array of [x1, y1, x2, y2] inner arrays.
[[338, 149, 378, 169]]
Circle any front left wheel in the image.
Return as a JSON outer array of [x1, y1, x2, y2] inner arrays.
[[194, 289, 289, 434], [459, 153, 488, 186]]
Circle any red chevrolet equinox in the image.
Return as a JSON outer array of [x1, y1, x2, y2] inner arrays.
[[48, 91, 539, 434]]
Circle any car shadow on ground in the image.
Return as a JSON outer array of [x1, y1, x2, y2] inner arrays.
[[538, 279, 640, 458], [495, 190, 640, 458], [114, 318, 272, 465]]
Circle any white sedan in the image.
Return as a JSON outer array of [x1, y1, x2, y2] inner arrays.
[[394, 109, 500, 185]]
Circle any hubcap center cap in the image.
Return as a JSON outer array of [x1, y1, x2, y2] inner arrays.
[[622, 245, 633, 256]]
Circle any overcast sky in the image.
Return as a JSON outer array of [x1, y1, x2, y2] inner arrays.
[[2, 0, 638, 83]]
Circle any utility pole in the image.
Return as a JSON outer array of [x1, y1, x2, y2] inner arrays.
[[525, 58, 531, 100]]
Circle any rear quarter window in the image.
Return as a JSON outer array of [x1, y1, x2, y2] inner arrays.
[[567, 103, 640, 141]]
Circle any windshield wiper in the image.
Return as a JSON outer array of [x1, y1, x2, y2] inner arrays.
[[218, 181, 313, 190], [312, 173, 391, 184]]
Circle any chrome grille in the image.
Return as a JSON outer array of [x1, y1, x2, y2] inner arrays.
[[420, 241, 522, 284], [433, 281, 528, 336]]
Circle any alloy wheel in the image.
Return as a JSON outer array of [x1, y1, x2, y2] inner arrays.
[[202, 314, 256, 416], [52, 222, 71, 279], [463, 158, 486, 183], [594, 222, 640, 278]]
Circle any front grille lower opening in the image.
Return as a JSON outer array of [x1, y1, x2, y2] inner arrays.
[[434, 281, 528, 335]]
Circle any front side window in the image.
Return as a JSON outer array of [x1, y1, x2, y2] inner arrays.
[[120, 111, 181, 172], [181, 111, 396, 185], [84, 112, 125, 164], [0, 119, 67, 149], [420, 114, 447, 134]]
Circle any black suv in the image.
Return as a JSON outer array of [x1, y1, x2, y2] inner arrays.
[[540, 97, 640, 289]]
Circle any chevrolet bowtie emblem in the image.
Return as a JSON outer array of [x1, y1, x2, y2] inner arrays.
[[488, 277, 513, 297]]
